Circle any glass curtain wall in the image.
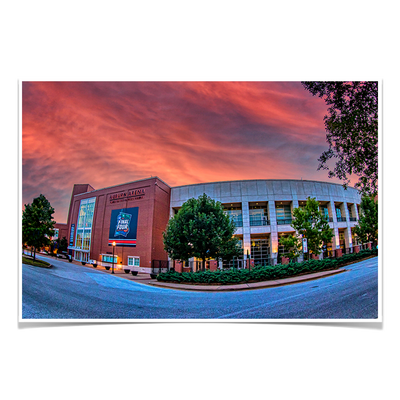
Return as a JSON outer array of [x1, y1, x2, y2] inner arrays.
[[223, 204, 243, 227], [249, 203, 269, 226], [251, 236, 271, 266], [276, 204, 292, 225], [319, 205, 330, 221], [74, 197, 96, 261]]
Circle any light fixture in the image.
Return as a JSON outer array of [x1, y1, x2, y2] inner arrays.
[[112, 241, 116, 274]]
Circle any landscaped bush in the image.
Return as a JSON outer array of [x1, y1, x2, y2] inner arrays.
[[156, 248, 378, 285]]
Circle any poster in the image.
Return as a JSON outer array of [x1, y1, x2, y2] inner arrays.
[[108, 207, 138, 246]]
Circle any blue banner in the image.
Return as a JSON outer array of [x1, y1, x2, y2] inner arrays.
[[108, 207, 138, 246]]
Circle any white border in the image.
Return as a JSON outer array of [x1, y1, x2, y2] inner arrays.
[[14, 76, 387, 333]]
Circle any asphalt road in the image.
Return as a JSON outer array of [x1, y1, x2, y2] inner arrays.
[[21, 256, 378, 319]]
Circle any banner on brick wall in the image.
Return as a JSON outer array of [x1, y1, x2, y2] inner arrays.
[[108, 207, 138, 246]]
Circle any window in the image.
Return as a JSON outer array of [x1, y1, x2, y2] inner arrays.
[[251, 237, 270, 265], [336, 206, 346, 222], [347, 206, 353, 218], [102, 254, 117, 263], [74, 198, 96, 253], [249, 203, 269, 226], [319, 206, 329, 220], [278, 232, 295, 261], [128, 256, 140, 267], [82, 231, 91, 250], [75, 252, 89, 262], [75, 231, 83, 248], [223, 204, 243, 227], [276, 204, 292, 224], [348, 205, 356, 221]]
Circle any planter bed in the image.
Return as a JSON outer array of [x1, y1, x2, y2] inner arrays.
[[157, 250, 377, 286], [22, 256, 52, 269]]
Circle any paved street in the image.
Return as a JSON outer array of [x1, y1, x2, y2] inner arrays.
[[21, 256, 378, 319]]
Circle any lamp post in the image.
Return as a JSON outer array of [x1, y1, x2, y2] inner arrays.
[[112, 241, 116, 274]]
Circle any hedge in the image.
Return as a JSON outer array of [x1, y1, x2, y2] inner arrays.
[[156, 248, 378, 285]]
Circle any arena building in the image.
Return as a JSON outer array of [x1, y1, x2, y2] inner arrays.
[[63, 177, 363, 274], [170, 179, 362, 268]]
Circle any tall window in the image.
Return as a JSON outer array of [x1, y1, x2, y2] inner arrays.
[[223, 204, 243, 227], [276, 204, 292, 224], [348, 205, 356, 221], [251, 237, 271, 265], [336, 206, 346, 222], [319, 206, 330, 221], [249, 203, 269, 226], [74, 198, 96, 260]]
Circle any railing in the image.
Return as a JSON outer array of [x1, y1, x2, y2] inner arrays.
[[253, 258, 273, 267], [231, 217, 243, 227], [222, 258, 245, 269], [322, 249, 342, 258], [349, 217, 357, 222], [337, 217, 347, 222], [152, 259, 173, 274], [249, 216, 270, 226], [276, 218, 292, 225]]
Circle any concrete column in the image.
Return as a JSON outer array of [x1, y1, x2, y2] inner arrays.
[[333, 227, 340, 249], [328, 199, 340, 249], [241, 201, 251, 259], [209, 260, 218, 271], [354, 203, 360, 221], [328, 199, 337, 224], [291, 199, 299, 214], [327, 200, 335, 222], [342, 202, 352, 249], [268, 200, 278, 263]]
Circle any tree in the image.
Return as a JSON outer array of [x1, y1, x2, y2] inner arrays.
[[57, 236, 69, 253], [279, 234, 301, 262], [279, 197, 333, 260], [354, 196, 378, 246], [22, 194, 55, 260], [301, 81, 378, 196], [163, 194, 242, 271]]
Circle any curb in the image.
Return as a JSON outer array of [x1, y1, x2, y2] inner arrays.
[[147, 269, 346, 292]]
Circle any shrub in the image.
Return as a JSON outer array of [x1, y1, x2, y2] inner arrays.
[[156, 249, 377, 285]]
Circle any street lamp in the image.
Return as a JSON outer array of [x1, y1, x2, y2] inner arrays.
[[112, 241, 116, 274]]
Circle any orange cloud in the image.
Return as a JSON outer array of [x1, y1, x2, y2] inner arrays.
[[22, 81, 343, 223]]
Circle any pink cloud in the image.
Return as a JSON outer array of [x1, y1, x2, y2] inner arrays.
[[22, 81, 343, 223]]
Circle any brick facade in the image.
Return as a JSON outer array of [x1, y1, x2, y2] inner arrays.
[[66, 177, 171, 273]]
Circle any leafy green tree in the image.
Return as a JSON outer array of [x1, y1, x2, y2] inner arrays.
[[279, 197, 333, 259], [354, 196, 378, 246], [279, 234, 301, 262], [163, 194, 242, 271], [22, 194, 55, 260], [302, 81, 378, 196]]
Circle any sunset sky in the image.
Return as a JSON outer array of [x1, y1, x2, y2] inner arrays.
[[22, 81, 344, 223]]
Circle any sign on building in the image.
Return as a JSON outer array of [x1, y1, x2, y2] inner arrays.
[[108, 207, 139, 246]]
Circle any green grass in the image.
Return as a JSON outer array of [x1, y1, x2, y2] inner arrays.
[[22, 256, 52, 268]]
